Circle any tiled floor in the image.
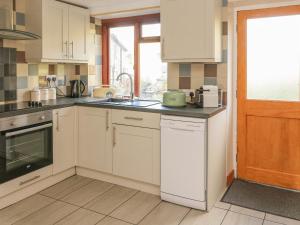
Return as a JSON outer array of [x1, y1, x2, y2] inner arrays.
[[1, 175, 300, 225]]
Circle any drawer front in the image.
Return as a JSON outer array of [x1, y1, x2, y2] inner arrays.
[[78, 107, 109, 117], [112, 110, 160, 129], [0, 166, 53, 198]]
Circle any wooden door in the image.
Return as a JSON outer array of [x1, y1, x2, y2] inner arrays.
[[68, 5, 89, 61], [77, 107, 112, 173], [43, 0, 68, 60], [237, 5, 300, 190], [53, 107, 76, 174], [112, 125, 160, 185]]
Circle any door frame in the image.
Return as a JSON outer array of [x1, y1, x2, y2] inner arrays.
[[232, 0, 300, 178]]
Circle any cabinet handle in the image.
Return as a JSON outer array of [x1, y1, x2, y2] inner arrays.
[[70, 41, 74, 58], [19, 175, 40, 186], [106, 111, 109, 131], [56, 112, 59, 131], [64, 41, 68, 58], [124, 116, 143, 121], [113, 127, 116, 147], [162, 38, 165, 59]]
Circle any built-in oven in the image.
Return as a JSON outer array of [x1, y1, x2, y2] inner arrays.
[[0, 111, 53, 184]]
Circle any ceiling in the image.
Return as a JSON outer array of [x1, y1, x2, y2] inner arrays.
[[62, 0, 160, 18]]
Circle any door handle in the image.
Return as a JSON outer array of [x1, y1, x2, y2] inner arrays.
[[5, 123, 52, 137], [56, 112, 59, 131], [162, 38, 165, 59], [19, 175, 40, 186], [106, 111, 109, 131], [113, 126, 116, 147], [64, 41, 68, 58], [70, 41, 74, 58], [124, 116, 143, 121]]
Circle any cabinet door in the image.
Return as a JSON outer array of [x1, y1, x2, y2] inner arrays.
[[68, 5, 89, 61], [53, 107, 76, 174], [78, 107, 112, 173], [113, 125, 160, 185], [161, 0, 219, 62], [43, 0, 68, 60]]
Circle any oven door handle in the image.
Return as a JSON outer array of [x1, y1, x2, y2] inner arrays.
[[5, 123, 53, 137]]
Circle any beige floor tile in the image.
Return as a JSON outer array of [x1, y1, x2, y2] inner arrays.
[[265, 214, 300, 225], [138, 202, 189, 225], [55, 208, 105, 225], [13, 201, 78, 225], [110, 192, 161, 224], [62, 180, 114, 206], [0, 194, 55, 225], [85, 185, 138, 215], [180, 207, 227, 225], [214, 201, 231, 210], [230, 205, 265, 219], [222, 211, 263, 225], [264, 221, 284, 225], [40, 175, 93, 199], [96, 217, 133, 225]]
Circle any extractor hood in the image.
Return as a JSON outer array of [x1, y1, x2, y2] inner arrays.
[[0, 1, 40, 40]]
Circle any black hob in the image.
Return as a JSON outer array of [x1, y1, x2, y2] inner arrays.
[[0, 102, 43, 113]]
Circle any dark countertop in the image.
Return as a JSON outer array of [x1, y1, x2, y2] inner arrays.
[[0, 97, 226, 119]]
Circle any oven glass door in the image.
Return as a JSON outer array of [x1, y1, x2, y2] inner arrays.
[[0, 123, 53, 183]]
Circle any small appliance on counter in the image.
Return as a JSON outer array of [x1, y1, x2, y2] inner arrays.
[[40, 88, 49, 101], [163, 90, 186, 107], [48, 88, 56, 100], [70, 80, 86, 98], [93, 86, 116, 98], [30, 88, 41, 102], [194, 85, 222, 108]]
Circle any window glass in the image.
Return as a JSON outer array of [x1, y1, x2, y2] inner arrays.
[[140, 42, 167, 100], [247, 15, 300, 101], [109, 26, 134, 97], [141, 23, 161, 37]]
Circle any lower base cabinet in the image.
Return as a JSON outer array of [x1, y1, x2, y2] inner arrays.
[[77, 107, 112, 173], [53, 107, 76, 174], [112, 124, 160, 185]]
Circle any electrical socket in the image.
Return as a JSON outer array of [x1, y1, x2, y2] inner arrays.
[[45, 75, 57, 81]]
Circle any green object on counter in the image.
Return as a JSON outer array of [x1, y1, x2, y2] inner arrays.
[[163, 90, 186, 107]]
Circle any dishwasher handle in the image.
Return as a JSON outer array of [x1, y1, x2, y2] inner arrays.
[[161, 121, 205, 132]]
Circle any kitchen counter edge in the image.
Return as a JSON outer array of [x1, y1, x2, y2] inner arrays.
[[0, 98, 226, 119]]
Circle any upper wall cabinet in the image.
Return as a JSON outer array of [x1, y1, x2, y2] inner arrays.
[[25, 0, 89, 63], [160, 0, 222, 63]]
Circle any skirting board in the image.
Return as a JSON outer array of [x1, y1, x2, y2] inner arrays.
[[0, 168, 76, 209], [227, 170, 235, 187], [76, 167, 160, 195]]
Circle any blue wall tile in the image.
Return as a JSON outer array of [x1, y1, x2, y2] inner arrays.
[[179, 64, 191, 77], [96, 55, 102, 65], [17, 76, 28, 89]]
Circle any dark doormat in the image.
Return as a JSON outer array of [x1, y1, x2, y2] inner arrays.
[[222, 179, 300, 221]]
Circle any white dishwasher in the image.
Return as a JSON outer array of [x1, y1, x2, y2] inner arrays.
[[161, 115, 207, 210]]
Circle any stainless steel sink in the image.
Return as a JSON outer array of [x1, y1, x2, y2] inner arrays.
[[90, 98, 160, 108], [120, 100, 160, 107], [91, 98, 129, 105]]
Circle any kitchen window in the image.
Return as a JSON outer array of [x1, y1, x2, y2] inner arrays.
[[102, 14, 167, 100]]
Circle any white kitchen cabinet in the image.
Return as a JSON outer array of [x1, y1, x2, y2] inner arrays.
[[112, 114, 160, 185], [77, 107, 112, 173], [68, 5, 89, 61], [25, 0, 89, 63], [53, 107, 76, 174], [161, 0, 222, 62]]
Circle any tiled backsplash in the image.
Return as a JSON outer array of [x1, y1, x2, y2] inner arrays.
[[0, 0, 102, 103], [0, 48, 17, 102], [1, 0, 228, 104]]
